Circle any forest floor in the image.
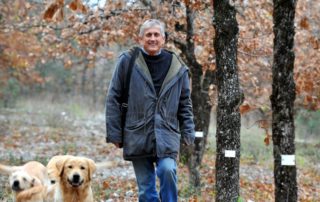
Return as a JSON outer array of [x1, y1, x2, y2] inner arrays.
[[0, 99, 319, 202]]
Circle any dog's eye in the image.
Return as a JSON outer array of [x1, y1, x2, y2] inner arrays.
[[23, 177, 27, 181], [80, 166, 86, 170], [68, 165, 73, 169]]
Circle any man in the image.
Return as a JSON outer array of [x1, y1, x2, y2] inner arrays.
[[105, 19, 195, 202]]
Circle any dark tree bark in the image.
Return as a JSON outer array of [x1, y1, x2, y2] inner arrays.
[[175, 3, 213, 189], [92, 66, 97, 105], [214, 1, 241, 201], [81, 65, 88, 94], [271, 0, 298, 201]]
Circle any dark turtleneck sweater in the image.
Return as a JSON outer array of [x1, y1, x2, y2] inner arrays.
[[142, 50, 173, 96]]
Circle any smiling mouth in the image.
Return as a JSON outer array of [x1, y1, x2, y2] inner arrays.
[[11, 186, 23, 191], [67, 179, 84, 187]]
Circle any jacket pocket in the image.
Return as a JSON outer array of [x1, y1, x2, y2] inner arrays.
[[125, 119, 145, 130], [165, 117, 180, 133]]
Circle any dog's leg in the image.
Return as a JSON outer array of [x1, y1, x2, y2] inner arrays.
[[15, 185, 45, 202], [44, 184, 55, 202]]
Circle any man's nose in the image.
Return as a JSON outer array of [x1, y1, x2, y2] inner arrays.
[[150, 35, 156, 40]]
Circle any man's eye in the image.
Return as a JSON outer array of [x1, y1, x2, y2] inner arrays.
[[146, 33, 160, 37]]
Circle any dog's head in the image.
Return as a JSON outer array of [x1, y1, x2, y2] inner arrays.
[[9, 170, 38, 192], [56, 156, 96, 188]]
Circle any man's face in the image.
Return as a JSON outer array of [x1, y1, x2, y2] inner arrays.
[[139, 27, 165, 56]]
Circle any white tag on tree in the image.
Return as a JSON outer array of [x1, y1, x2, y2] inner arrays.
[[225, 150, 236, 158], [281, 155, 295, 166], [195, 131, 203, 138]]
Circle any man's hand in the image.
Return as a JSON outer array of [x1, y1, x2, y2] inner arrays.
[[114, 143, 121, 148]]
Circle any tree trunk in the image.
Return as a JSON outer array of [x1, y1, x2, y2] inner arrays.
[[214, 1, 241, 201], [92, 66, 97, 106], [81, 65, 88, 94], [177, 3, 213, 189], [271, 0, 298, 201]]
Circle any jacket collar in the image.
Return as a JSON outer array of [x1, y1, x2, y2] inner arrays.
[[161, 53, 185, 92], [135, 49, 187, 88], [136, 51, 153, 83]]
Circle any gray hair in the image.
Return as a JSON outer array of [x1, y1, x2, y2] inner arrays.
[[139, 19, 166, 37]]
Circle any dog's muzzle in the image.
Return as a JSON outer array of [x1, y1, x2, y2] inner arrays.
[[11, 180, 22, 191], [68, 173, 83, 187]]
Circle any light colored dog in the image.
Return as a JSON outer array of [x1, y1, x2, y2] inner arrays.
[[47, 155, 116, 202], [0, 161, 51, 202], [47, 155, 97, 202]]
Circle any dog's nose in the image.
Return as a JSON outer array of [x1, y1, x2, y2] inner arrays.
[[72, 173, 80, 183], [12, 180, 20, 190], [13, 180, 19, 187]]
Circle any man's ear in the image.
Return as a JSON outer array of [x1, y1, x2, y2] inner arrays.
[[160, 35, 165, 46], [138, 36, 144, 45]]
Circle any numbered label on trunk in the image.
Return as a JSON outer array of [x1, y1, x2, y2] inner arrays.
[[281, 155, 295, 166], [195, 131, 204, 138], [225, 150, 236, 158]]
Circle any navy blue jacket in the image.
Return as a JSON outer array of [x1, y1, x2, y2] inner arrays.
[[105, 48, 195, 160]]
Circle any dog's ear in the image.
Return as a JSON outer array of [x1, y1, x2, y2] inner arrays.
[[31, 178, 36, 187], [86, 159, 96, 181], [55, 159, 67, 177]]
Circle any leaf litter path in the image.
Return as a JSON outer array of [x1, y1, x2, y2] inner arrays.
[[0, 108, 137, 201], [0, 108, 319, 201]]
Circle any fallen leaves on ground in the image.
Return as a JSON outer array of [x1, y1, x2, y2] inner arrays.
[[0, 108, 319, 201]]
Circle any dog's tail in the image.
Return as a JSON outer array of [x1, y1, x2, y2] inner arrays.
[[0, 163, 20, 175], [95, 161, 117, 170]]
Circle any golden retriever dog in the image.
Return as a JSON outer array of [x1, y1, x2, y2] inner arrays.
[[0, 161, 51, 202], [47, 155, 97, 202]]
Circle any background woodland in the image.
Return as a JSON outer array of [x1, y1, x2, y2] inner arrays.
[[0, 0, 319, 201]]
